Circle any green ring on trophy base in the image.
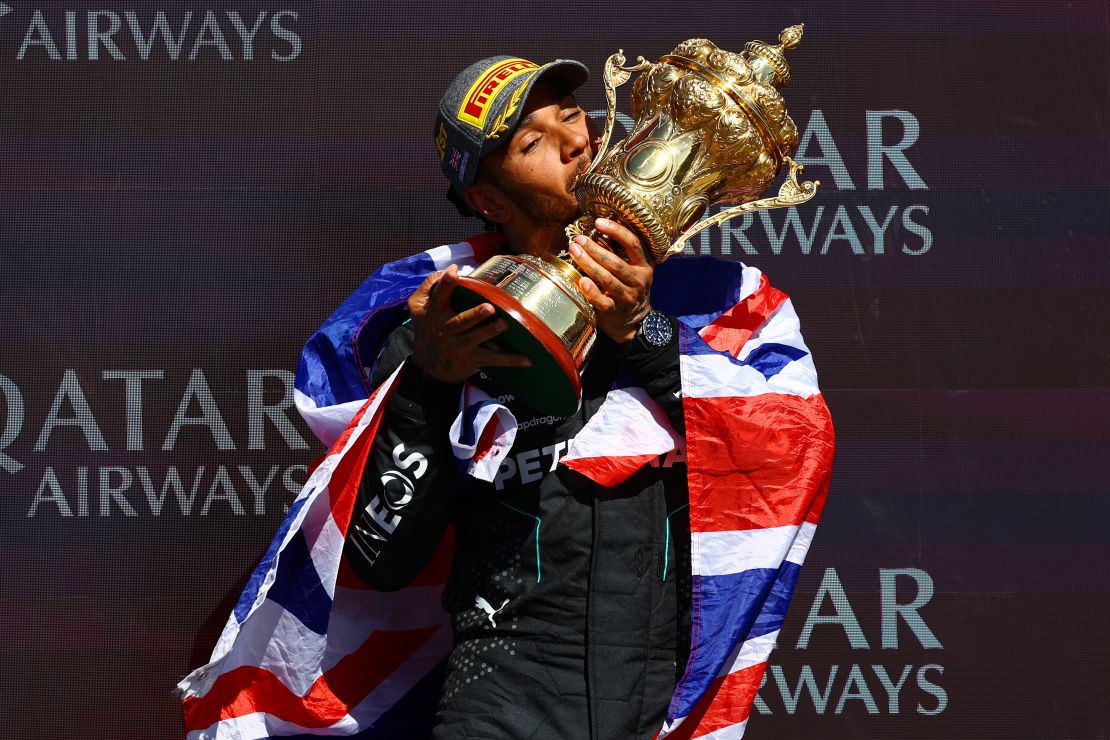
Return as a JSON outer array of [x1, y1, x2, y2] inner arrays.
[[451, 278, 584, 418]]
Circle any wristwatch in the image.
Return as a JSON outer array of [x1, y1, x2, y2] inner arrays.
[[633, 310, 674, 350]]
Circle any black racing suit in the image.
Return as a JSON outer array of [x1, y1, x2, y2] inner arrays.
[[345, 317, 690, 739]]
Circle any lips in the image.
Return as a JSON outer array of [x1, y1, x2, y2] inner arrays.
[[567, 155, 593, 193]]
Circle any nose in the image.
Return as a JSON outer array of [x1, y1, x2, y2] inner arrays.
[[561, 124, 590, 163]]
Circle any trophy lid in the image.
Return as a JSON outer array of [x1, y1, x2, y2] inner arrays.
[[661, 29, 804, 165], [744, 24, 803, 87]]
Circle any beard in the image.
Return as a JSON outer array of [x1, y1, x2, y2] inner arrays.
[[495, 153, 591, 229]]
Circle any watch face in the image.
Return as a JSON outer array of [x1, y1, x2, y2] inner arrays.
[[641, 311, 673, 347]]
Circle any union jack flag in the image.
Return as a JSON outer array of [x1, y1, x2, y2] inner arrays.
[[176, 233, 835, 739]]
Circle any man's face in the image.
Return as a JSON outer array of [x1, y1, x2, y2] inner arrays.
[[476, 77, 595, 230]]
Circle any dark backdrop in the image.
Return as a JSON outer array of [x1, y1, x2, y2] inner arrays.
[[1, 1, 1107, 737]]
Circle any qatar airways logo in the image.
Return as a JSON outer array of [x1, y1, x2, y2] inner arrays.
[[587, 108, 934, 258], [0, 4, 303, 61]]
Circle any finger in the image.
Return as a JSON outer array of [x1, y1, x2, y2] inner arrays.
[[577, 276, 617, 313], [459, 316, 511, 346], [595, 217, 649, 266], [569, 237, 630, 299], [444, 302, 496, 333], [474, 348, 534, 368], [428, 264, 459, 311], [579, 234, 643, 287]]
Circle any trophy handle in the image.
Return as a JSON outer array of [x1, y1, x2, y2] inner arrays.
[[589, 51, 652, 173], [667, 157, 821, 258]]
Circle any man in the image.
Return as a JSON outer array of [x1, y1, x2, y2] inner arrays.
[[344, 56, 691, 738], [178, 52, 834, 740]]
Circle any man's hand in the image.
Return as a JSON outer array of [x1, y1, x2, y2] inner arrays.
[[568, 217, 653, 344], [408, 264, 533, 385]]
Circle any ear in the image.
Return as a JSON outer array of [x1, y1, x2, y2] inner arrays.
[[464, 183, 512, 226]]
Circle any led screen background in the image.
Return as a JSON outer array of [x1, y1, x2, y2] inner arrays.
[[0, 1, 1107, 737]]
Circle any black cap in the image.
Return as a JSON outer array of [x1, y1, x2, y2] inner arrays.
[[435, 55, 589, 194]]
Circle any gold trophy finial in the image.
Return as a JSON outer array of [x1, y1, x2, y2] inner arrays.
[[780, 24, 804, 50], [744, 24, 803, 86]]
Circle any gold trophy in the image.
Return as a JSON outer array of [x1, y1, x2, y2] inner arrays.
[[452, 27, 819, 416]]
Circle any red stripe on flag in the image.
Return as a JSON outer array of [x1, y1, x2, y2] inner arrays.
[[471, 416, 501, 463], [684, 393, 835, 533], [561, 452, 661, 487], [466, 231, 506, 263], [664, 662, 765, 740], [699, 274, 787, 357], [327, 383, 396, 536], [181, 624, 441, 733], [327, 391, 378, 460], [406, 527, 456, 587], [805, 467, 832, 525]]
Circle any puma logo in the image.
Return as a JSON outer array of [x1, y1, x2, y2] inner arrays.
[[474, 595, 509, 627]]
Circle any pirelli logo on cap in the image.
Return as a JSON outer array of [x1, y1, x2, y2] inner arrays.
[[457, 58, 540, 130]]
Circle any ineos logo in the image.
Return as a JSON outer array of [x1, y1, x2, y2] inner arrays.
[[378, 443, 428, 512], [361, 443, 427, 537], [0, 5, 303, 62]]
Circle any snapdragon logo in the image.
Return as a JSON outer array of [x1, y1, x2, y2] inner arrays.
[[0, 4, 302, 61]]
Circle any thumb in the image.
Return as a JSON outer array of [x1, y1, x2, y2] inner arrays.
[[428, 264, 459, 311]]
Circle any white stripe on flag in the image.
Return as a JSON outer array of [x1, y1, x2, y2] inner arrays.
[[189, 622, 454, 739], [326, 585, 448, 653], [691, 525, 800, 576], [696, 718, 750, 740], [189, 709, 361, 740], [720, 630, 779, 677], [309, 513, 346, 601], [562, 386, 678, 463], [660, 716, 683, 736], [450, 382, 517, 482], [345, 621, 455, 729], [736, 263, 764, 304], [187, 597, 326, 700], [734, 298, 807, 362], [785, 521, 817, 566], [426, 242, 476, 271], [294, 389, 367, 449], [679, 350, 820, 400], [256, 604, 329, 696], [685, 298, 820, 400]]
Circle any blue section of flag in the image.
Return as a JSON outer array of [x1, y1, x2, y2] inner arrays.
[[266, 529, 333, 636], [745, 343, 808, 378], [652, 256, 748, 332], [233, 493, 310, 625], [459, 398, 482, 447], [670, 561, 804, 718], [682, 328, 810, 376], [750, 561, 802, 639], [672, 568, 779, 717], [295, 250, 438, 409]]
